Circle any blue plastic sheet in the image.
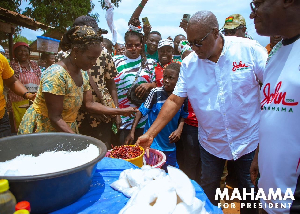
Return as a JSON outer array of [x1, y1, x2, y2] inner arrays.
[[52, 157, 223, 214]]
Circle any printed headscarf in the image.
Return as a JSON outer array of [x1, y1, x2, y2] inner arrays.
[[178, 40, 192, 56], [60, 25, 103, 51]]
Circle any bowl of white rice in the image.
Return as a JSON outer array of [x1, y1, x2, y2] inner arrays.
[[0, 132, 107, 214]]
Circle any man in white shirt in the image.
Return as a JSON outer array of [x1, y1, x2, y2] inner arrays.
[[250, 0, 300, 213], [137, 10, 267, 214]]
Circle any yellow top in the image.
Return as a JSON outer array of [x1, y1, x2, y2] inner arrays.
[[14, 210, 30, 214], [0, 179, 9, 193], [0, 54, 14, 118]]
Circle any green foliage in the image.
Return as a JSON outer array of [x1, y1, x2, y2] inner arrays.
[[13, 35, 33, 45], [23, 0, 99, 32], [98, 0, 122, 10], [0, 0, 22, 13]]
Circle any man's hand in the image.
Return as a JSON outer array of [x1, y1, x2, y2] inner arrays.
[[121, 107, 138, 117], [143, 24, 151, 35], [179, 19, 188, 32], [250, 155, 259, 185], [135, 133, 154, 158]]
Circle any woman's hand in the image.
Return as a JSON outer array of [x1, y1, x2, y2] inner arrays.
[[121, 107, 138, 117], [135, 83, 150, 98], [169, 129, 182, 143], [115, 115, 122, 130], [25, 92, 36, 101]]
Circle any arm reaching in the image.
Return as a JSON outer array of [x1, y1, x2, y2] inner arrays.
[[129, 0, 148, 22], [83, 90, 138, 117], [136, 94, 186, 151], [125, 111, 143, 145]]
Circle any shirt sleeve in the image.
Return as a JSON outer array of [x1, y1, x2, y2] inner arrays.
[[0, 54, 14, 80], [173, 60, 188, 98], [42, 67, 67, 95], [104, 52, 118, 80], [139, 88, 157, 116], [251, 42, 268, 83], [82, 71, 91, 92], [180, 98, 189, 119]]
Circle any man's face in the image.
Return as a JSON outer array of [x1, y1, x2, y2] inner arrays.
[[146, 34, 161, 53], [115, 44, 125, 55], [250, 0, 283, 36], [174, 35, 186, 54], [187, 24, 216, 60]]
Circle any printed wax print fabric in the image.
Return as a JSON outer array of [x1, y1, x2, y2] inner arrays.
[[18, 64, 90, 134], [7, 60, 41, 112], [113, 55, 156, 129], [77, 49, 118, 128]]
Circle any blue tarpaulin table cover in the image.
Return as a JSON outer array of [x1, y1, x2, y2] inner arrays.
[[52, 157, 223, 214]]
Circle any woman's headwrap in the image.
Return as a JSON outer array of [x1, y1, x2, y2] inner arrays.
[[178, 40, 192, 56], [128, 24, 143, 33], [13, 42, 29, 58], [158, 39, 174, 49], [60, 25, 104, 51]]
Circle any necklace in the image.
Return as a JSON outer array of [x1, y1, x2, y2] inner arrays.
[[18, 61, 33, 73]]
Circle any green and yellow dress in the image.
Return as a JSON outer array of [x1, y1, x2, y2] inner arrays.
[[18, 64, 90, 134]]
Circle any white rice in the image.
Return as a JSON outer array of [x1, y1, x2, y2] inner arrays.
[[0, 144, 99, 176]]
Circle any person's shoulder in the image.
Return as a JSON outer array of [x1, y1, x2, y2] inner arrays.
[[113, 54, 125, 62], [226, 36, 267, 54]]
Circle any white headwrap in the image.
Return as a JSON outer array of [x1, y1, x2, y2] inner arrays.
[[158, 39, 174, 49]]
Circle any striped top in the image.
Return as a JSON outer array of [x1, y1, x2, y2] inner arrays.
[[7, 60, 41, 111], [113, 55, 156, 129]]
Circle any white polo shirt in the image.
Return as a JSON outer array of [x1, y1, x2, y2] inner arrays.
[[173, 35, 268, 160], [258, 39, 300, 214]]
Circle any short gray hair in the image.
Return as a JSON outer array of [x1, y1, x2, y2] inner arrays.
[[189, 11, 219, 31]]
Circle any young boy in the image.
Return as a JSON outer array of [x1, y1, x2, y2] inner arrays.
[[125, 63, 188, 171]]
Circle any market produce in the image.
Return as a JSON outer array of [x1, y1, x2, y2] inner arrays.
[[110, 145, 143, 159], [111, 166, 209, 214]]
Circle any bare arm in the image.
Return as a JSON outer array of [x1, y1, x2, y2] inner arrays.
[[169, 117, 185, 143], [106, 78, 122, 129], [4, 75, 36, 101], [83, 90, 137, 116], [129, 0, 148, 22], [125, 111, 143, 145], [44, 92, 75, 133], [106, 79, 119, 108], [136, 94, 186, 149]]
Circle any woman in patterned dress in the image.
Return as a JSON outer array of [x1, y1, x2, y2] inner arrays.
[[8, 42, 41, 132], [18, 26, 137, 134]]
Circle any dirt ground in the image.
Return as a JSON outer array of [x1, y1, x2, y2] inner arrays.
[[222, 185, 240, 214]]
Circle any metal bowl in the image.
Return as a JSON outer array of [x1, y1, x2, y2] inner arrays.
[[0, 133, 107, 214]]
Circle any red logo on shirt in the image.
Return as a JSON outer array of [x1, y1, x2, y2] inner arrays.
[[261, 81, 299, 108], [232, 61, 249, 72]]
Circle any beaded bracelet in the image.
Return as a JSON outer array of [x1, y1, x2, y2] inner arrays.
[[22, 91, 30, 99], [139, 3, 144, 8]]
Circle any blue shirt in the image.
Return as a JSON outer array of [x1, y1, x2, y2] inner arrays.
[[139, 87, 188, 151]]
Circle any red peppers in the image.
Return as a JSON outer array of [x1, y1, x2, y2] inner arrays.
[[110, 145, 142, 159]]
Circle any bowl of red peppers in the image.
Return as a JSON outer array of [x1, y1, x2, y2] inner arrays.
[[106, 145, 145, 167]]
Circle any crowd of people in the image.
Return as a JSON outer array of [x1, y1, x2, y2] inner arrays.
[[0, 0, 299, 213]]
